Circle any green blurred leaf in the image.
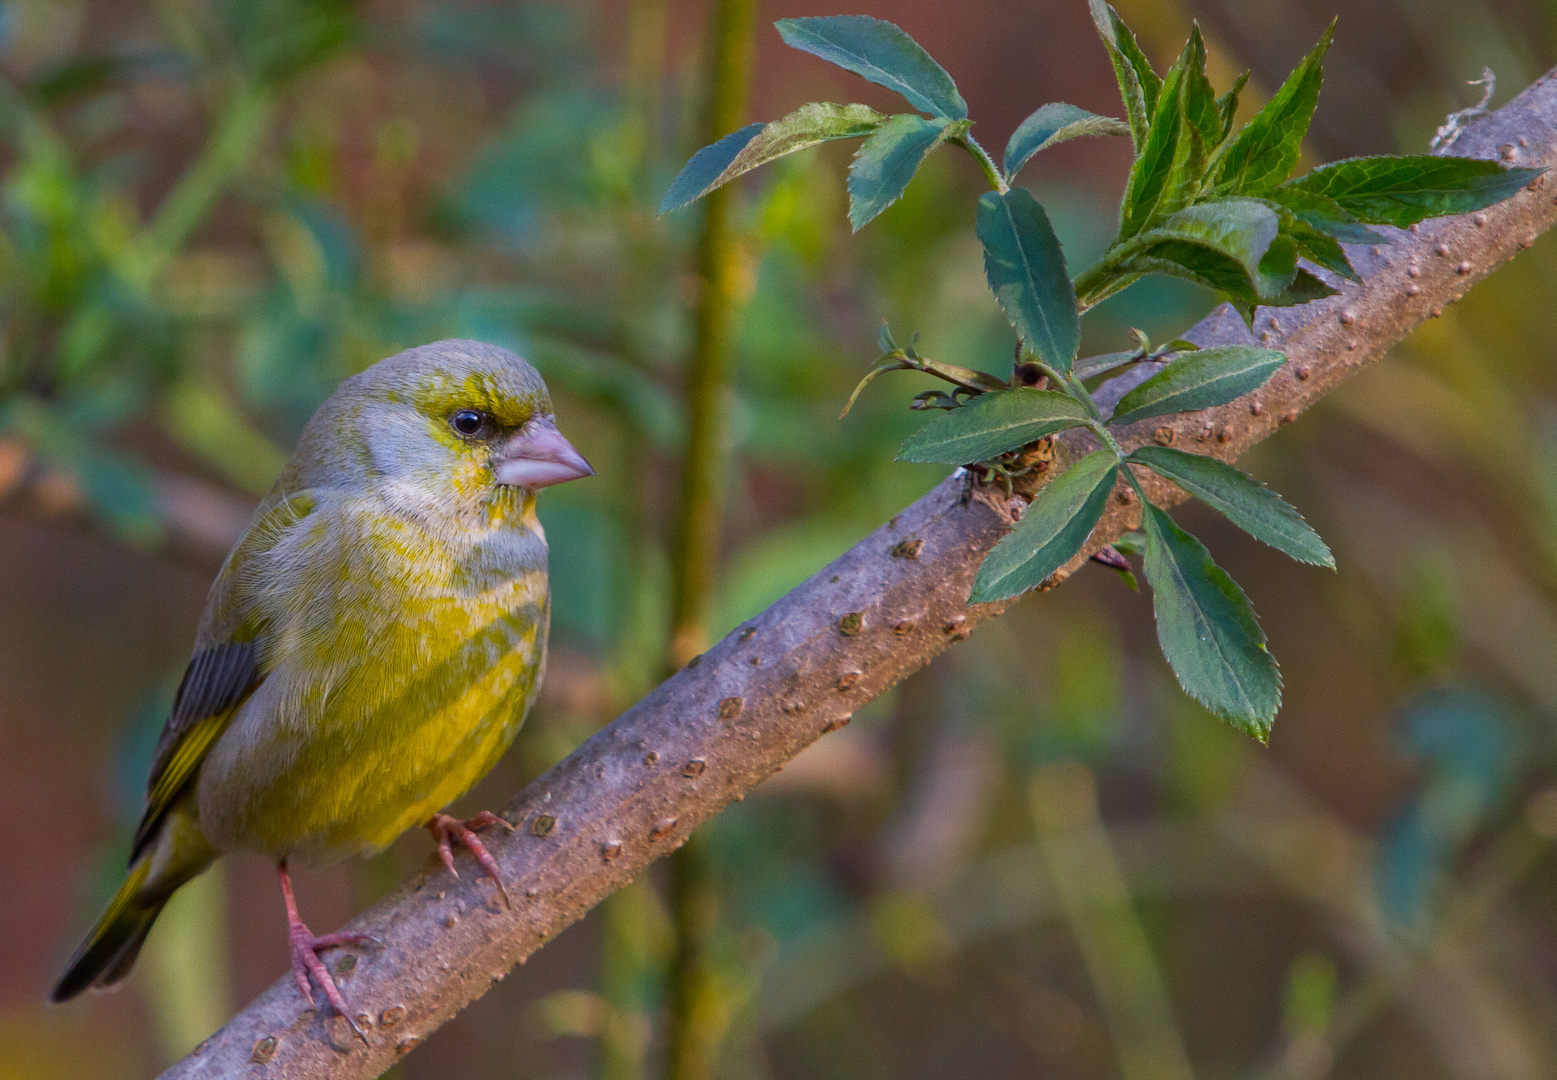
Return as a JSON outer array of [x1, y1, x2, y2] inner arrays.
[[977, 188, 1079, 370], [897, 388, 1088, 463], [1110, 344, 1284, 425], [660, 104, 884, 214], [1126, 445, 1334, 566], [970, 450, 1118, 602], [1141, 502, 1280, 737], [1088, 0, 1160, 148], [776, 16, 967, 119], [847, 114, 959, 230], [1003, 103, 1129, 179], [1283, 155, 1545, 227], [1209, 22, 1333, 196], [659, 122, 765, 214]]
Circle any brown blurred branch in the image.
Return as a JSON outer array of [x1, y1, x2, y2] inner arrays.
[[0, 438, 253, 573], [160, 69, 1557, 1080]]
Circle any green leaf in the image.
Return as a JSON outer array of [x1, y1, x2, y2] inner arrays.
[[659, 104, 885, 213], [1003, 103, 1129, 178], [970, 450, 1118, 602], [977, 188, 1081, 371], [846, 114, 958, 230], [1109, 344, 1284, 426], [1112, 530, 1145, 558], [1209, 22, 1333, 196], [1216, 70, 1249, 138], [1128, 198, 1288, 299], [1088, 0, 1160, 148], [1075, 349, 1142, 381], [1265, 186, 1387, 244], [1158, 26, 1222, 221], [1271, 205, 1358, 281], [776, 16, 967, 119], [659, 122, 764, 214], [896, 388, 1090, 464], [1283, 154, 1545, 227], [1126, 446, 1334, 566], [1142, 503, 1281, 737], [1118, 51, 1184, 237], [1257, 268, 1339, 308]]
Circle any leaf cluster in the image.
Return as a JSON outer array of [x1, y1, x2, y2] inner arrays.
[[662, 7, 1541, 738]]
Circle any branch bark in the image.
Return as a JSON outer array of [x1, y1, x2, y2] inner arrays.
[[161, 69, 1557, 1080]]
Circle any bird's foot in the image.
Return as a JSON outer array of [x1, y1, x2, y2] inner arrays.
[[427, 811, 515, 908], [278, 861, 379, 1044]]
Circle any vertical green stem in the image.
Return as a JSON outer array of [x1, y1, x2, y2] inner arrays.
[[664, 1, 756, 1079]]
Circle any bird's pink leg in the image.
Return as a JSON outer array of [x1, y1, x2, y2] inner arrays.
[[426, 811, 515, 907], [278, 860, 378, 1043]]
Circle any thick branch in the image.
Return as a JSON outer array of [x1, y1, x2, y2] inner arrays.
[[162, 70, 1557, 1079]]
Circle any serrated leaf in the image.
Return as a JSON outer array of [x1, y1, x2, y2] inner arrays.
[[977, 188, 1081, 371], [1109, 344, 1284, 425], [1141, 502, 1280, 736], [659, 123, 765, 214], [970, 450, 1118, 602], [660, 104, 884, 213], [896, 388, 1089, 464], [1265, 186, 1387, 244], [1118, 53, 1184, 238], [1158, 26, 1222, 220], [1128, 197, 1286, 299], [1209, 22, 1333, 196], [846, 113, 957, 230], [1216, 70, 1249, 138], [1126, 446, 1334, 566], [1003, 103, 1129, 178], [776, 15, 967, 119], [1283, 154, 1544, 227], [1089, 0, 1160, 148]]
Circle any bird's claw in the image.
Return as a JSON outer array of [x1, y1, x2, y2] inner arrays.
[[427, 812, 513, 908], [287, 923, 372, 1044]]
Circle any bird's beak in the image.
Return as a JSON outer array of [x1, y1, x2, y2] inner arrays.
[[493, 416, 594, 489]]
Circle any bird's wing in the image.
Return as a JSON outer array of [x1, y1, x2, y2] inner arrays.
[[129, 490, 318, 861], [130, 641, 261, 859]]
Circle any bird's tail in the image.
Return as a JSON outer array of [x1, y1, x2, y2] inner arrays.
[[50, 805, 214, 1003]]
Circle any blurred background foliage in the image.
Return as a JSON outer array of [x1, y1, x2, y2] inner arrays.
[[5, 0, 1557, 1078]]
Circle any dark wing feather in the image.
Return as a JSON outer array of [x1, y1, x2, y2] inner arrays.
[[131, 640, 260, 860]]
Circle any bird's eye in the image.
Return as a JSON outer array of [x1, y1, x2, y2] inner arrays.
[[450, 409, 492, 438]]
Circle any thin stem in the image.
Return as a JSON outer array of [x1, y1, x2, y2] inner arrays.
[[955, 132, 1008, 194], [664, 1, 757, 1077]]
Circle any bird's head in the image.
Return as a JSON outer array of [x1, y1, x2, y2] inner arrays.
[[304, 340, 594, 510]]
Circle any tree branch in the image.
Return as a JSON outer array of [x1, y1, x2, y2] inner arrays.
[[161, 69, 1557, 1079]]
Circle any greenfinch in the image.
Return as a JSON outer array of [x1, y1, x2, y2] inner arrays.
[[51, 340, 593, 1035]]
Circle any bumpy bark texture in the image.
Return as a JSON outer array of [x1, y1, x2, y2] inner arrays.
[[163, 69, 1557, 1080]]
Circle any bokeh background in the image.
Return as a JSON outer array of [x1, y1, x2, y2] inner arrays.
[[4, 0, 1557, 1077]]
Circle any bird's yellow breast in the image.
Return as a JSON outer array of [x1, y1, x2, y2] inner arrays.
[[195, 486, 549, 866]]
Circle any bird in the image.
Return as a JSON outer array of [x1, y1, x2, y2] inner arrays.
[[50, 339, 594, 1037]]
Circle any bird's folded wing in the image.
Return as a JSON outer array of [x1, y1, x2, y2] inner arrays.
[[128, 490, 320, 861], [130, 641, 260, 860]]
